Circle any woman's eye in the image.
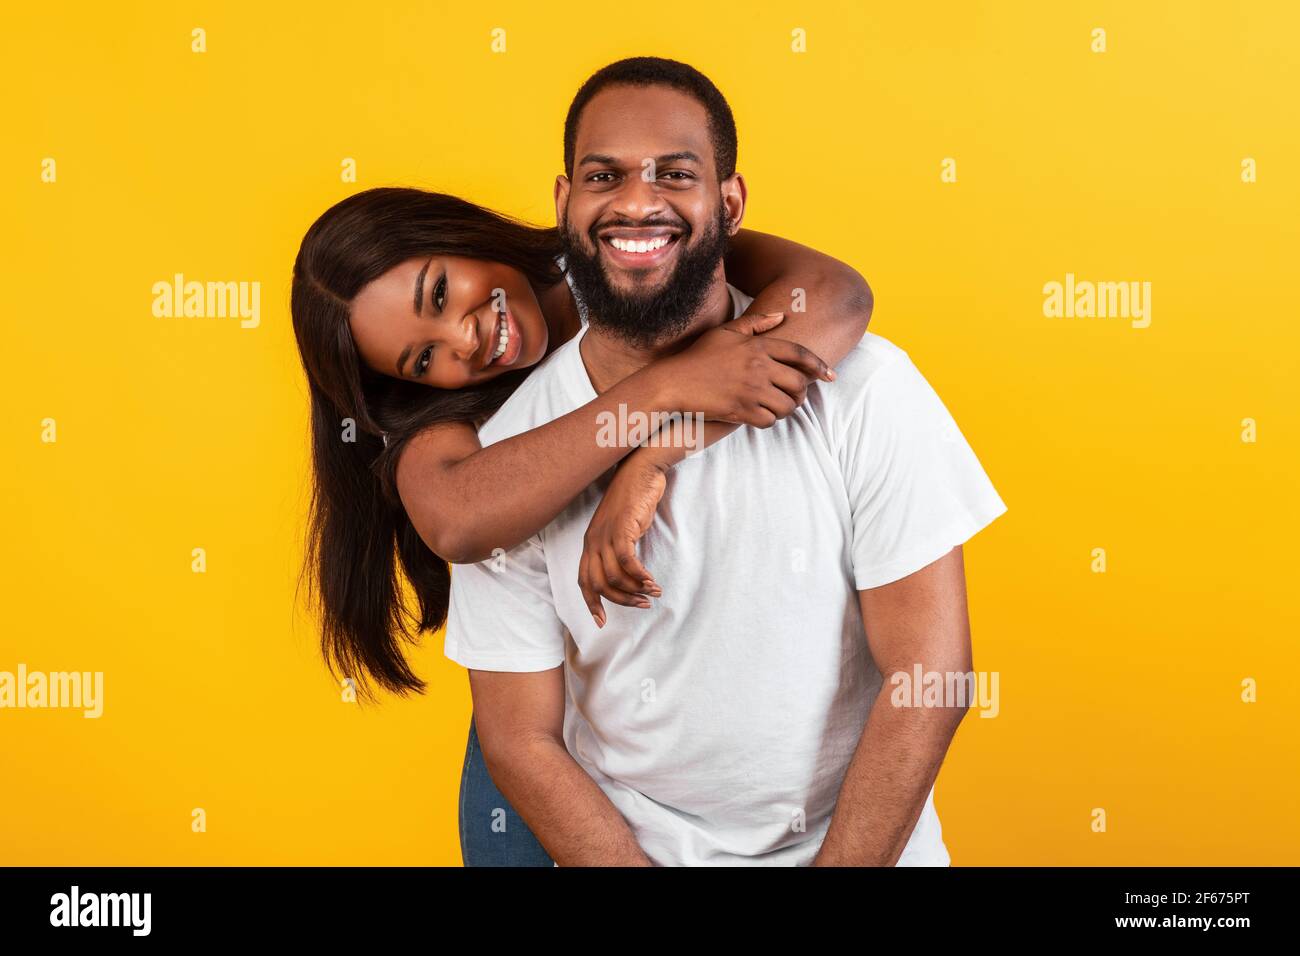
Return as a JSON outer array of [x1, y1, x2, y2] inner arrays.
[[415, 345, 433, 377], [434, 275, 447, 311]]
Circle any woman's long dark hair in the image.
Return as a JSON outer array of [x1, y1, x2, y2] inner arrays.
[[291, 187, 562, 702]]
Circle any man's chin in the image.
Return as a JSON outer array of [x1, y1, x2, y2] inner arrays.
[[598, 251, 678, 286], [601, 269, 673, 299]]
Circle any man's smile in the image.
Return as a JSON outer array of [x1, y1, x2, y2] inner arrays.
[[597, 227, 683, 271]]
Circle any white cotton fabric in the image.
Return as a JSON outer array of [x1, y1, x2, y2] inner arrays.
[[446, 285, 1007, 865]]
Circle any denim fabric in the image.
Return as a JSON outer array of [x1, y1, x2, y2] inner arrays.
[[458, 715, 554, 867]]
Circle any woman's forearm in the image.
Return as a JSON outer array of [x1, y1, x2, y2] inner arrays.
[[577, 237, 877, 613], [726, 227, 874, 362], [400, 309, 834, 564], [405, 233, 874, 565], [626, 419, 740, 474], [629, 243, 874, 473], [398, 365, 678, 564]]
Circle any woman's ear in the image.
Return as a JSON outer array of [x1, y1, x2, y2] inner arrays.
[[721, 172, 747, 235]]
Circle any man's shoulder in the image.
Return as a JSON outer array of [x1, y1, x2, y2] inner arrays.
[[801, 331, 939, 434], [477, 333, 589, 446], [822, 331, 914, 395]]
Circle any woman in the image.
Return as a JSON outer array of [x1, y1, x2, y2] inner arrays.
[[290, 187, 874, 865]]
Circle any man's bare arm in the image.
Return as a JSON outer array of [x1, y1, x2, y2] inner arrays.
[[469, 667, 652, 866], [813, 546, 974, 866]]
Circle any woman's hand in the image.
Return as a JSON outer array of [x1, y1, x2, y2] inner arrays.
[[647, 312, 835, 427], [578, 314, 838, 626], [579, 457, 669, 628]]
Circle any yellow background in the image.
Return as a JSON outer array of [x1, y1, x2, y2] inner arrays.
[[2, 1, 1296, 865]]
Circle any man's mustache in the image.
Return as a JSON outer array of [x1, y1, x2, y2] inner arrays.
[[580, 216, 692, 246]]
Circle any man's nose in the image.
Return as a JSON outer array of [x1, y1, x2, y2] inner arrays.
[[610, 173, 667, 222]]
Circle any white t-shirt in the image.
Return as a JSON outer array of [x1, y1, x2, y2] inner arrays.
[[445, 285, 1007, 866]]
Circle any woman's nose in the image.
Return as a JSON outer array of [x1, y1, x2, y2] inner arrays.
[[445, 312, 479, 363]]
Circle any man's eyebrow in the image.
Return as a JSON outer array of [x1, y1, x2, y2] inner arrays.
[[577, 150, 703, 169], [577, 152, 620, 168], [413, 256, 434, 315]]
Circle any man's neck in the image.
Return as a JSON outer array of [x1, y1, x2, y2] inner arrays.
[[579, 265, 733, 395]]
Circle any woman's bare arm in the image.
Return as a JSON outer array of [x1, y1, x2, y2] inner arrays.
[[394, 374, 663, 565], [578, 231, 876, 619], [726, 227, 873, 362], [395, 314, 829, 564], [627, 229, 876, 472], [399, 230, 871, 567]]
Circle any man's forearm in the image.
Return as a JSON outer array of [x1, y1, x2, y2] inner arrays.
[[813, 691, 967, 866], [482, 734, 652, 866]]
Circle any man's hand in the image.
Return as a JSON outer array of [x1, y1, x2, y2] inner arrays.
[[469, 667, 653, 866], [813, 546, 974, 866]]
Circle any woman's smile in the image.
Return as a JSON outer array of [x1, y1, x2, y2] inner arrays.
[[485, 306, 524, 368]]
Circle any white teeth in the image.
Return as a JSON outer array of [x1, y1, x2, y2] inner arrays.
[[609, 235, 671, 253], [492, 315, 509, 360]]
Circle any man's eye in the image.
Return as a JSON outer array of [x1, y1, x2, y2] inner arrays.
[[434, 275, 447, 311], [415, 345, 433, 377], [662, 170, 691, 180], [588, 172, 616, 183]]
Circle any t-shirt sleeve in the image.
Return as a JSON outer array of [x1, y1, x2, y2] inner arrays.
[[443, 534, 566, 671], [837, 354, 1007, 590]]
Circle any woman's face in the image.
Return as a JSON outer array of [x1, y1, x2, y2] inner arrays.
[[349, 255, 549, 389]]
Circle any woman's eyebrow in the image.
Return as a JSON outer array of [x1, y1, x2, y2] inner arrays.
[[413, 256, 434, 315]]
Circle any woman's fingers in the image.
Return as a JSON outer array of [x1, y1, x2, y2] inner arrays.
[[589, 552, 640, 610], [597, 548, 652, 608], [765, 360, 812, 405], [758, 386, 799, 421], [578, 550, 606, 628], [758, 337, 832, 382], [599, 539, 649, 596], [580, 540, 656, 625], [739, 405, 779, 428], [731, 351, 818, 425], [613, 537, 657, 595], [725, 311, 785, 336]]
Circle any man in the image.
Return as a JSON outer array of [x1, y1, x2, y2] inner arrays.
[[444, 57, 1007, 865]]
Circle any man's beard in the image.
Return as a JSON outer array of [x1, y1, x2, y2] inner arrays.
[[561, 204, 731, 349]]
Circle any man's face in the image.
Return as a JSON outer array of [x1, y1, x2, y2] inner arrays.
[[556, 84, 745, 347]]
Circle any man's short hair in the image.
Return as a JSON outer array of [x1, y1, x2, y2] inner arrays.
[[563, 57, 738, 182]]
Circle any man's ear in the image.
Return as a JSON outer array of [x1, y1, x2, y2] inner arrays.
[[721, 172, 747, 235], [554, 174, 571, 227]]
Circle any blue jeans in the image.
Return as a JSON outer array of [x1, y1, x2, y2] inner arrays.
[[458, 715, 554, 866]]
